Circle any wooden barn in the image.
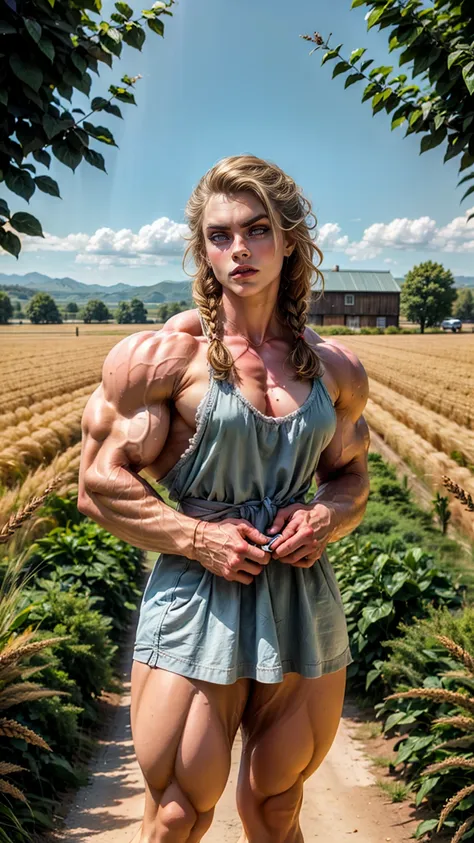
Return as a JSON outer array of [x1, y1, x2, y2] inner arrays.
[[309, 266, 401, 329]]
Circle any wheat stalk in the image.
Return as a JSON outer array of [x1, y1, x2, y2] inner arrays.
[[0, 633, 69, 669], [432, 715, 474, 733], [451, 814, 474, 843], [0, 474, 64, 543], [0, 762, 26, 776], [442, 476, 474, 512], [423, 757, 474, 775], [434, 635, 474, 675], [438, 784, 474, 829], [0, 717, 51, 749], [0, 778, 27, 802], [384, 688, 474, 715]]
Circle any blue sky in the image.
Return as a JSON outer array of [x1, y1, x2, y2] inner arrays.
[[1, 0, 473, 285]]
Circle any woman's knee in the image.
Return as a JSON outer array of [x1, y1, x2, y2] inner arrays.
[[261, 775, 304, 833], [157, 782, 214, 840]]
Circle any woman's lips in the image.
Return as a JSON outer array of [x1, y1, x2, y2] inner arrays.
[[231, 269, 258, 278]]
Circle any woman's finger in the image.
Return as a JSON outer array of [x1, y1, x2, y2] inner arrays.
[[268, 520, 300, 553], [240, 560, 265, 576]]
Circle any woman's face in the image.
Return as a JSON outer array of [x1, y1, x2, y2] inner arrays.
[[202, 191, 294, 298]]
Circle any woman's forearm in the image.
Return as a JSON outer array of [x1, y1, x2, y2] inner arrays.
[[78, 465, 199, 557], [308, 467, 370, 542]]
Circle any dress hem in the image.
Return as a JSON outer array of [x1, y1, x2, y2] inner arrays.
[[132, 643, 354, 685]]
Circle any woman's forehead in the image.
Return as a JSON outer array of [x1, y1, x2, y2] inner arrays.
[[203, 191, 267, 224]]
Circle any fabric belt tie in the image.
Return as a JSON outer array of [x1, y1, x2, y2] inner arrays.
[[177, 494, 301, 551]]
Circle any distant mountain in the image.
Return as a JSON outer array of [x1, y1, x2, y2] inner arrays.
[[0, 272, 192, 303]]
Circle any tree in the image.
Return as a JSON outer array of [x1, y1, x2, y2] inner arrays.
[[303, 1, 474, 220], [0, 291, 13, 324], [453, 287, 474, 319], [65, 301, 79, 317], [400, 261, 457, 332], [432, 491, 451, 534], [116, 300, 133, 323], [26, 292, 62, 324], [82, 299, 111, 323], [0, 0, 175, 258], [129, 297, 147, 323], [156, 303, 170, 323]]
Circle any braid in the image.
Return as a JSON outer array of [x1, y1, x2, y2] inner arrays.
[[192, 269, 235, 381], [277, 256, 325, 380]]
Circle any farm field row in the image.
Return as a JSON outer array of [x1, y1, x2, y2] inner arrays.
[[336, 334, 474, 429]]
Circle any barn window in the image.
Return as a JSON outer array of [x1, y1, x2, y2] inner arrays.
[[376, 317, 386, 328], [344, 294, 355, 306]]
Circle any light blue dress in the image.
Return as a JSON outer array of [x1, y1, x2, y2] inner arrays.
[[133, 339, 354, 684]]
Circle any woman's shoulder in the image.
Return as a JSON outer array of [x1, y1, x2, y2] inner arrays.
[[160, 308, 203, 337]]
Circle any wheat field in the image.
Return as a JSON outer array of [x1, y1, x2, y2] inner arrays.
[[1, 325, 473, 543], [330, 333, 474, 539]]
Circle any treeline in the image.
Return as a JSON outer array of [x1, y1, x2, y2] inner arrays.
[[0, 290, 191, 324]]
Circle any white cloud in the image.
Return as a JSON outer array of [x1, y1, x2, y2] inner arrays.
[[316, 206, 474, 262]]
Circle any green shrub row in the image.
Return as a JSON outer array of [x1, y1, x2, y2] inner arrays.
[[0, 493, 144, 842], [322, 454, 474, 842]]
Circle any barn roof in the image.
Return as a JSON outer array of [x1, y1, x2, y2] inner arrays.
[[312, 269, 401, 294]]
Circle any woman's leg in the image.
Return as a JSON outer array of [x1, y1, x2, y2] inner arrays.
[[236, 667, 347, 843], [130, 660, 249, 842]]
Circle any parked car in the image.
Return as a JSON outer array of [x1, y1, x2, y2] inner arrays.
[[441, 318, 462, 332]]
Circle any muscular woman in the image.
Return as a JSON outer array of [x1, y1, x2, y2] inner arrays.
[[78, 153, 370, 842]]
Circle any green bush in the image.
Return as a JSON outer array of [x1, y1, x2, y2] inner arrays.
[[328, 538, 464, 696], [24, 520, 143, 633], [385, 325, 401, 334], [373, 606, 474, 840]]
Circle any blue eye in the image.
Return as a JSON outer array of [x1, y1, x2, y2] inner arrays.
[[210, 226, 269, 243]]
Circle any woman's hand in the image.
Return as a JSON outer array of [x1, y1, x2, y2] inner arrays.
[[266, 503, 334, 568], [193, 518, 272, 584]]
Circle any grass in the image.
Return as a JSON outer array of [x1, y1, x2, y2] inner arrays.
[[352, 721, 383, 741], [375, 779, 414, 802]]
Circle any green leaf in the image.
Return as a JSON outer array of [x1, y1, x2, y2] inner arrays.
[[391, 115, 406, 130], [0, 199, 10, 218], [51, 141, 82, 172], [0, 227, 21, 258], [448, 50, 466, 69], [420, 128, 446, 153], [33, 149, 51, 169], [349, 47, 366, 65], [91, 96, 109, 111], [122, 23, 146, 50], [345, 73, 364, 89], [10, 212, 44, 237], [360, 59, 373, 73], [462, 61, 474, 95], [37, 37, 55, 62], [458, 171, 474, 187], [414, 818, 439, 838], [104, 102, 123, 119], [23, 18, 42, 43], [321, 48, 340, 66], [0, 22, 16, 34], [463, 116, 474, 132], [83, 122, 117, 146], [5, 166, 35, 201], [409, 109, 423, 127], [358, 601, 393, 635], [367, 7, 385, 30], [332, 61, 351, 79], [351, 0, 366, 6], [42, 114, 63, 140], [9, 54, 43, 92], [461, 185, 474, 203], [415, 777, 440, 807], [84, 148, 107, 172], [116, 1, 134, 18], [148, 18, 164, 36], [35, 175, 61, 197], [383, 711, 407, 733]]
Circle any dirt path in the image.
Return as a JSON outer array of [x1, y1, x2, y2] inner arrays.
[[55, 621, 422, 843]]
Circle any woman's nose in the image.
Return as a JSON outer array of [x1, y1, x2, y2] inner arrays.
[[232, 235, 250, 258]]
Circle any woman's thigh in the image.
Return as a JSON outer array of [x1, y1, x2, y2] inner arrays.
[[131, 661, 249, 816], [236, 668, 347, 839]]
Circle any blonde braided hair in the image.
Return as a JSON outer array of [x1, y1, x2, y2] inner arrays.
[[182, 154, 325, 382]]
